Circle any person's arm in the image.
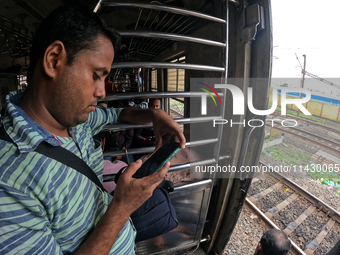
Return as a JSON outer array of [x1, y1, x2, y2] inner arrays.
[[0, 185, 64, 254], [88, 106, 124, 135], [0, 160, 169, 255], [73, 160, 170, 254], [119, 107, 186, 149]]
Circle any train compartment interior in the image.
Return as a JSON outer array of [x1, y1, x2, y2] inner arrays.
[[0, 0, 272, 254]]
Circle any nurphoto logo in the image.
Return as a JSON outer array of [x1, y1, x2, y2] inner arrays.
[[199, 83, 312, 128]]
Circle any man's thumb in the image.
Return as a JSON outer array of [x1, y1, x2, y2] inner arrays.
[[123, 159, 142, 177]]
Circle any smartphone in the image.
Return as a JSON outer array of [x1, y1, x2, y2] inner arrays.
[[133, 141, 181, 178]]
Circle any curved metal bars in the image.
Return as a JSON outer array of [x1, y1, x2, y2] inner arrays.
[[101, 91, 223, 101], [118, 31, 226, 47], [101, 2, 226, 24], [111, 62, 225, 72], [103, 138, 219, 157], [101, 116, 223, 132], [102, 156, 229, 182]]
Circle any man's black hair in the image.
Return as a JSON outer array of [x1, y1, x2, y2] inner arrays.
[[260, 229, 291, 255], [149, 98, 161, 103], [28, 4, 121, 77]]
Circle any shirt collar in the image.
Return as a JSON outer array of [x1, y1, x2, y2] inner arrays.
[[2, 90, 64, 152]]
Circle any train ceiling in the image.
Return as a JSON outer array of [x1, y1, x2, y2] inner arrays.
[[0, 0, 215, 72]]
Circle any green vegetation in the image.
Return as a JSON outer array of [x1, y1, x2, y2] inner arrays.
[[267, 102, 340, 128], [308, 166, 340, 194], [170, 99, 184, 111], [261, 144, 340, 194], [308, 170, 340, 184], [171, 100, 183, 107], [286, 110, 325, 123], [262, 144, 311, 166], [264, 137, 275, 143]]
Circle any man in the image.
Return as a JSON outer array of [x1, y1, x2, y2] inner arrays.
[[134, 98, 161, 147], [149, 98, 161, 109], [254, 229, 291, 255], [0, 5, 185, 255]]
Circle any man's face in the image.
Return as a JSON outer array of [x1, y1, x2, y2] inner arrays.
[[149, 99, 161, 109], [48, 34, 114, 127]]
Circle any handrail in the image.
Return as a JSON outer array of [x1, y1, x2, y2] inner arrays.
[[101, 91, 223, 101], [103, 138, 220, 157], [111, 62, 224, 72], [101, 116, 223, 131], [238, 126, 258, 180], [103, 157, 230, 182], [101, 2, 226, 24], [118, 31, 226, 47]]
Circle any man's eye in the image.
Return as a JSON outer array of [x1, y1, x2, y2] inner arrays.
[[93, 73, 101, 81]]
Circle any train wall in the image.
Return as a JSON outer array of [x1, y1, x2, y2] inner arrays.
[[268, 87, 340, 121]]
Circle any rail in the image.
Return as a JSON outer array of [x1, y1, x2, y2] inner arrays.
[[259, 161, 340, 223], [118, 31, 226, 47], [111, 62, 225, 72], [101, 91, 223, 101], [247, 161, 340, 254], [245, 198, 306, 255], [100, 2, 226, 24]]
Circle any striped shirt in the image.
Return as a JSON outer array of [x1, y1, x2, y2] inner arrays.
[[0, 90, 136, 254]]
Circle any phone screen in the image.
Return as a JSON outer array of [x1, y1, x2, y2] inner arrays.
[[133, 142, 181, 178]]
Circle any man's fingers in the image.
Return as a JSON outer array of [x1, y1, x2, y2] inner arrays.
[[144, 161, 170, 188], [155, 136, 163, 150], [173, 129, 186, 149], [123, 159, 142, 177]]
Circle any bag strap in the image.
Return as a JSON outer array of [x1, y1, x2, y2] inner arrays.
[[0, 125, 106, 192]]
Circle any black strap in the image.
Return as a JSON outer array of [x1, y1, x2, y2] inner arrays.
[[0, 125, 106, 192]]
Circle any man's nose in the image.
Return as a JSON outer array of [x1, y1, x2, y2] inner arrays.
[[95, 81, 106, 100]]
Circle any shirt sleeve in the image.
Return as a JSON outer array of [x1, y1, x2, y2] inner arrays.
[[88, 106, 124, 135], [0, 183, 63, 255]]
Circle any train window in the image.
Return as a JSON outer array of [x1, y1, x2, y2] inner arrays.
[[151, 69, 157, 91], [167, 56, 185, 92]]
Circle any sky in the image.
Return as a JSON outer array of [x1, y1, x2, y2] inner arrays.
[[271, 0, 340, 97]]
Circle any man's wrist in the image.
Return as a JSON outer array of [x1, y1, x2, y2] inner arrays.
[[146, 108, 156, 122]]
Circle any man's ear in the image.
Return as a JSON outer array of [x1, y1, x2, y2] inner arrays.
[[255, 243, 262, 254], [43, 40, 67, 78]]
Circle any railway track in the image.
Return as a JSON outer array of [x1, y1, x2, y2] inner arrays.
[[171, 107, 340, 154], [271, 111, 340, 135], [265, 122, 340, 155], [246, 161, 340, 255], [170, 108, 184, 119], [170, 107, 340, 254], [275, 109, 340, 128]]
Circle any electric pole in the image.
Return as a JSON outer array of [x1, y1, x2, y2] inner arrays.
[[300, 54, 306, 98]]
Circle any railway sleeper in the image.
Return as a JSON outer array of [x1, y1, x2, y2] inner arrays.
[[249, 182, 282, 202], [265, 193, 298, 218], [284, 205, 316, 235], [304, 218, 336, 255]]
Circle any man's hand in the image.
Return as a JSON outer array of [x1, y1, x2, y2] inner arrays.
[[111, 159, 170, 215], [74, 159, 168, 255], [150, 109, 186, 150], [119, 107, 186, 150]]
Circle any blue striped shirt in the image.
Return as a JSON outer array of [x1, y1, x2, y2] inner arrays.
[[0, 90, 136, 254]]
